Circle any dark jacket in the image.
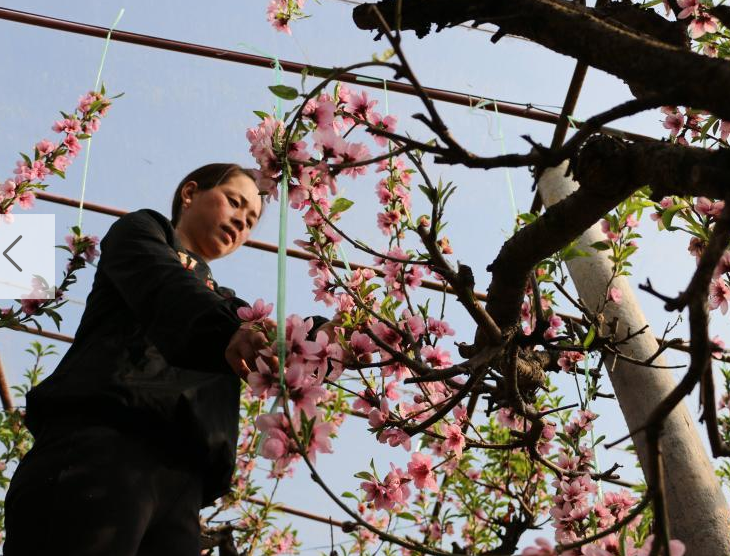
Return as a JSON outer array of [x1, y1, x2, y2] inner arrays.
[[25, 208, 248, 507]]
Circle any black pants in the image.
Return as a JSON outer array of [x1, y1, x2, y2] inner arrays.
[[3, 422, 203, 556]]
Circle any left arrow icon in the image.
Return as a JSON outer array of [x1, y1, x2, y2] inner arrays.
[[4, 235, 22, 272]]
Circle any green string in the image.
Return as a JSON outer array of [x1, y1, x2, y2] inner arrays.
[[583, 356, 603, 500], [467, 96, 517, 218], [77, 8, 125, 230], [243, 43, 287, 456], [491, 100, 518, 219]]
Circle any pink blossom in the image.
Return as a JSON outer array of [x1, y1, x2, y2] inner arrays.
[[600, 219, 619, 242], [521, 538, 556, 556], [607, 287, 622, 304], [346, 90, 378, 123], [237, 298, 274, 323], [712, 335, 726, 360], [349, 330, 377, 360], [558, 350, 584, 372], [695, 196, 725, 217], [334, 142, 371, 178], [369, 113, 398, 147], [688, 236, 705, 260], [0, 180, 15, 200], [312, 276, 336, 306], [565, 409, 598, 438], [421, 345, 452, 369], [52, 117, 81, 134], [407, 452, 438, 491], [660, 197, 674, 209], [384, 380, 400, 401], [13, 162, 30, 183], [325, 342, 345, 381], [353, 389, 377, 413], [307, 259, 331, 281], [496, 407, 522, 430], [247, 117, 285, 187], [29, 160, 49, 181], [377, 209, 401, 235], [285, 315, 320, 369], [689, 13, 718, 39], [368, 398, 390, 428], [442, 423, 465, 458], [83, 117, 101, 134], [307, 98, 336, 129], [677, 0, 700, 19], [247, 357, 281, 399], [382, 464, 411, 506], [369, 321, 402, 352], [35, 139, 56, 157], [427, 317, 455, 338], [77, 92, 97, 114], [710, 278, 730, 314], [312, 127, 346, 160], [544, 314, 564, 340], [602, 489, 636, 521], [18, 192, 35, 210], [400, 310, 425, 337], [394, 184, 411, 210], [52, 155, 71, 172], [20, 296, 42, 316], [721, 120, 730, 142], [307, 418, 335, 463], [378, 428, 411, 451], [266, 0, 305, 34], [65, 233, 100, 263], [375, 179, 393, 205], [63, 134, 82, 157], [625, 214, 639, 228], [661, 106, 684, 136], [361, 464, 411, 511], [255, 413, 291, 460]]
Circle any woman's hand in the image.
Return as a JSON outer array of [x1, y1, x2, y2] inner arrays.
[[225, 318, 277, 380]]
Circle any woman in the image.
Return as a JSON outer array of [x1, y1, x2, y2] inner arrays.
[[3, 163, 282, 556]]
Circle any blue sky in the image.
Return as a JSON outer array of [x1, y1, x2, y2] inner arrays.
[[0, 1, 724, 553]]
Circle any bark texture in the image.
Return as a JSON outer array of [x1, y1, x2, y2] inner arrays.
[[353, 0, 730, 120]]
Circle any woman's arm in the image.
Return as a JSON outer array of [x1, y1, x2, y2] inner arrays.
[[99, 209, 242, 375]]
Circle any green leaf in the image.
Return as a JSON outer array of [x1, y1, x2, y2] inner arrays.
[[268, 85, 299, 101], [661, 204, 684, 231], [330, 197, 354, 215], [253, 110, 269, 121], [396, 512, 417, 521], [418, 184, 435, 202], [354, 471, 374, 481], [583, 325, 596, 349], [341, 491, 359, 500], [590, 241, 610, 251]]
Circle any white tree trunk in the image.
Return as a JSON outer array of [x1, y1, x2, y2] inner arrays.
[[538, 164, 730, 556]]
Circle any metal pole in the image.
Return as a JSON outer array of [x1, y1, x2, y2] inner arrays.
[[0, 7, 651, 142]]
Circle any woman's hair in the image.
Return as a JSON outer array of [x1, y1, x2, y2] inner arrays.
[[170, 163, 263, 227]]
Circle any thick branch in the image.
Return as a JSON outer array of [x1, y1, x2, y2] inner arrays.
[[353, 0, 730, 120]]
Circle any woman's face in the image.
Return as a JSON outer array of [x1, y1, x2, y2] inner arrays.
[[175, 173, 263, 262]]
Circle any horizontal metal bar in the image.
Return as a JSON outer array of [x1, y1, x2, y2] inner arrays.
[[0, 7, 652, 142]]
